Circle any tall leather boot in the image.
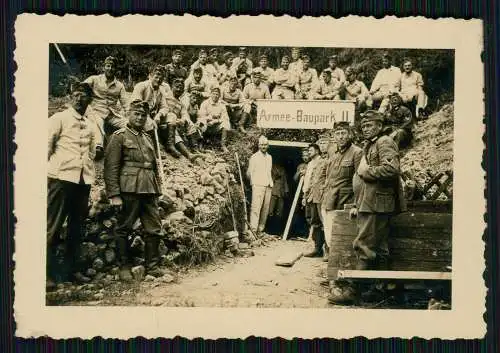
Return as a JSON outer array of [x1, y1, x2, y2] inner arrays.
[[165, 124, 181, 158], [304, 226, 324, 258], [175, 141, 197, 162], [115, 237, 133, 282], [186, 132, 201, 153], [144, 238, 164, 278], [220, 129, 229, 153], [238, 113, 249, 133]]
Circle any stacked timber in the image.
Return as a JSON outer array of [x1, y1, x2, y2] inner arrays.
[[327, 201, 453, 282]]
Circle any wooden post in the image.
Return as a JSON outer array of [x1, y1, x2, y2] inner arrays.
[[153, 128, 167, 194], [235, 152, 248, 233], [282, 176, 304, 241]]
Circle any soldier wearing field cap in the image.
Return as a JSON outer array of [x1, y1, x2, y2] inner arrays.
[[104, 99, 167, 281], [257, 54, 275, 88], [165, 49, 188, 86], [328, 110, 406, 305], [47, 82, 97, 288], [198, 86, 231, 153], [241, 70, 271, 132], [271, 55, 297, 100], [231, 47, 253, 87], [325, 54, 346, 85], [320, 121, 363, 272], [217, 51, 236, 86], [295, 54, 319, 100], [312, 69, 342, 100], [84, 56, 129, 149]]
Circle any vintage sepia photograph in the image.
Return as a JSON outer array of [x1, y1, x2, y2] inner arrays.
[[14, 15, 484, 339], [45, 43, 454, 310]]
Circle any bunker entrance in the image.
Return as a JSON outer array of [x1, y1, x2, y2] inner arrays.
[[265, 140, 310, 239]]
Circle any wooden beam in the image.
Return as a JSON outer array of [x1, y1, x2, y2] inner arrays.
[[337, 270, 452, 281], [268, 140, 309, 148], [282, 176, 304, 241]]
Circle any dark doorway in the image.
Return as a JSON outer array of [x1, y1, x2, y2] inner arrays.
[[265, 142, 309, 239]]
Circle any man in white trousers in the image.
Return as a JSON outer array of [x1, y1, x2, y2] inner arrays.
[[246, 135, 273, 238]]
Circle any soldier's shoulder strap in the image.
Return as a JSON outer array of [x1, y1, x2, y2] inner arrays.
[[113, 128, 126, 135]]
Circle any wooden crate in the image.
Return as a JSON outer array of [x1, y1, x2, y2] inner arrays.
[[327, 206, 452, 282]]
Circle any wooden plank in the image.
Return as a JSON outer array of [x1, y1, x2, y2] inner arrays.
[[337, 270, 452, 281], [268, 140, 309, 148], [282, 176, 304, 241], [390, 212, 453, 229]]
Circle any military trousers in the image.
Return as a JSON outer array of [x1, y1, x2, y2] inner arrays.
[[305, 202, 325, 249], [115, 193, 163, 240], [249, 185, 272, 233], [268, 195, 285, 218], [352, 212, 390, 263], [47, 177, 90, 274]]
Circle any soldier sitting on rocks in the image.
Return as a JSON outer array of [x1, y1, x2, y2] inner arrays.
[[198, 86, 231, 153], [158, 78, 203, 161], [104, 99, 170, 282], [384, 93, 414, 149], [221, 75, 246, 131]]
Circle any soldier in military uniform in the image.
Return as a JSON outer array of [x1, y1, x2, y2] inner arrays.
[[321, 122, 363, 260], [384, 93, 414, 149], [104, 99, 167, 281], [165, 49, 188, 86], [158, 78, 203, 161], [294, 55, 319, 100], [328, 110, 406, 305], [302, 143, 328, 257]]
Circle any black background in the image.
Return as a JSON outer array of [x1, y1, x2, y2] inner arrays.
[[1, 1, 497, 352]]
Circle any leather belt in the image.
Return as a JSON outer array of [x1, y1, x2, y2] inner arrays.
[[123, 161, 154, 169]]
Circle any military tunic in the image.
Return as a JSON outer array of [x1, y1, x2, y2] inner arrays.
[[352, 134, 406, 264], [104, 125, 163, 239]]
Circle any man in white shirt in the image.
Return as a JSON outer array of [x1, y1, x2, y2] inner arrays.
[[246, 135, 274, 237], [395, 59, 428, 118], [369, 53, 401, 113]]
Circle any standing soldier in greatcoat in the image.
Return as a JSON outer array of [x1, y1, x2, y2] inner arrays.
[[104, 99, 167, 281], [328, 110, 406, 305]]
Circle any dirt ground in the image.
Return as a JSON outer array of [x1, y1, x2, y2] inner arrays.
[[69, 238, 335, 308]]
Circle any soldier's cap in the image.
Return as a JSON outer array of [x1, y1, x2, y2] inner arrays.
[[172, 49, 183, 56], [150, 64, 166, 75], [104, 56, 117, 66], [259, 54, 268, 60], [209, 48, 219, 54], [291, 47, 301, 52], [322, 68, 332, 75], [239, 47, 247, 52], [382, 51, 391, 59], [71, 82, 93, 96], [252, 67, 263, 75], [128, 99, 150, 115], [172, 78, 185, 87], [333, 121, 351, 131], [329, 54, 338, 60], [301, 54, 311, 61], [345, 66, 355, 74], [210, 86, 221, 93], [360, 110, 384, 124], [281, 55, 290, 61], [192, 66, 203, 74], [199, 49, 207, 56], [223, 51, 233, 60], [258, 135, 269, 144]]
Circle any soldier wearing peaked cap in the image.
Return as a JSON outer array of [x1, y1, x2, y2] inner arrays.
[[104, 99, 168, 282], [328, 110, 406, 305]]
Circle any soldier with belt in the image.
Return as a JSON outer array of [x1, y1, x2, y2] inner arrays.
[[104, 99, 167, 281], [328, 110, 406, 305]]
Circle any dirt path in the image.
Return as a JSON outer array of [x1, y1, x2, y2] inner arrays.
[[93, 238, 332, 308]]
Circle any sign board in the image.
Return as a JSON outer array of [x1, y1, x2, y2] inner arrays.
[[256, 99, 356, 129]]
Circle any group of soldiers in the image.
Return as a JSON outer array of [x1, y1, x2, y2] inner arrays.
[[246, 113, 406, 305], [47, 47, 418, 302]]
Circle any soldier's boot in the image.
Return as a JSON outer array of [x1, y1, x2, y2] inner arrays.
[[238, 113, 249, 133], [175, 141, 197, 162], [186, 132, 202, 154], [220, 129, 229, 153], [115, 237, 133, 282], [328, 284, 357, 305], [304, 227, 324, 258], [165, 124, 182, 158], [322, 244, 330, 262], [144, 238, 165, 278]]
